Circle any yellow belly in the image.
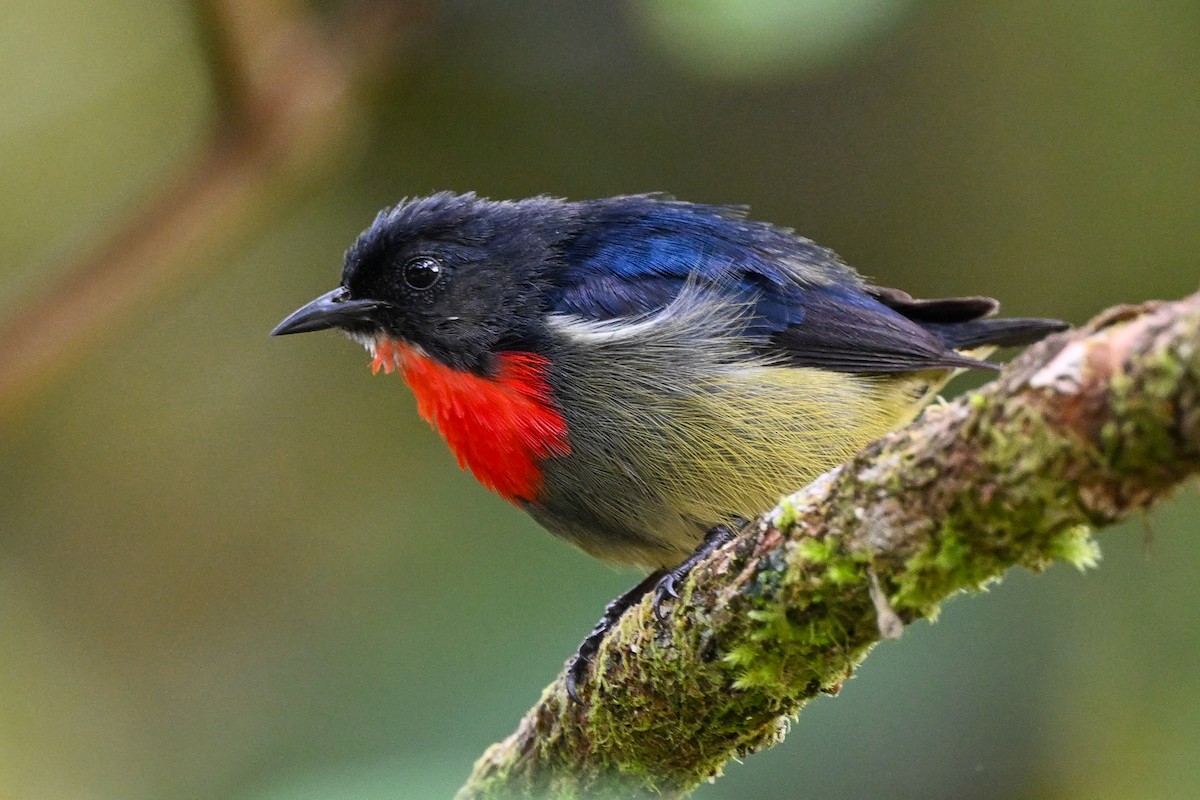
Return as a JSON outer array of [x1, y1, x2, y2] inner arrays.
[[535, 362, 949, 569], [632, 365, 940, 530]]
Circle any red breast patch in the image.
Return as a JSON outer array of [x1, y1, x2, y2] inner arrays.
[[372, 338, 570, 504]]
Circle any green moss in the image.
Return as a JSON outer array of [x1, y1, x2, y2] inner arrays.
[[826, 559, 861, 585], [892, 526, 986, 613], [1103, 351, 1188, 474], [715, 526, 883, 700], [889, 402, 1104, 615], [722, 644, 760, 669], [794, 537, 833, 564], [775, 497, 798, 531], [1046, 525, 1101, 570]]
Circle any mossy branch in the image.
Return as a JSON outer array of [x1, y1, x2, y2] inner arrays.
[[457, 290, 1200, 799]]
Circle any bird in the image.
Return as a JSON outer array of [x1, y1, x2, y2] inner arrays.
[[271, 191, 1067, 698]]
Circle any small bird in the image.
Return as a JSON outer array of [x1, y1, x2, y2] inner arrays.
[[272, 192, 1065, 697]]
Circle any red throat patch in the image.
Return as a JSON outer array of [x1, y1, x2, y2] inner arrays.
[[372, 338, 570, 504]]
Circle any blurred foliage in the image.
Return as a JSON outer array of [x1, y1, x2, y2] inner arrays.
[[0, 1, 208, 313], [635, 0, 918, 79], [1, 1, 1198, 799]]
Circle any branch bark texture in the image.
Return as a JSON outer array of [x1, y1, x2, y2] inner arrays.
[[457, 290, 1200, 799]]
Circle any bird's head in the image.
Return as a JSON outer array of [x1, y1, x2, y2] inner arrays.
[[271, 192, 574, 373]]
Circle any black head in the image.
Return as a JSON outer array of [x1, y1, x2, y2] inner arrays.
[[271, 192, 576, 373]]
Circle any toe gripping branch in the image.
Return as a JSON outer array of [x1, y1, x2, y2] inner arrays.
[[565, 523, 741, 702]]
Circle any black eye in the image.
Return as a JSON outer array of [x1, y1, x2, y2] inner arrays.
[[403, 256, 442, 290]]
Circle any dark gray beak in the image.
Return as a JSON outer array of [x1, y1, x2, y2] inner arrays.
[[270, 287, 386, 336]]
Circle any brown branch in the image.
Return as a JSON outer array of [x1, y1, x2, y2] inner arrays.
[[457, 290, 1200, 799], [0, 0, 428, 421]]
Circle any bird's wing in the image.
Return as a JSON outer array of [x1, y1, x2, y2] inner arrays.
[[762, 284, 990, 372], [551, 204, 988, 374]]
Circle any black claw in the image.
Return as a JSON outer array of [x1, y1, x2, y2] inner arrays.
[[563, 520, 747, 702], [566, 670, 580, 702], [652, 575, 679, 621], [565, 570, 664, 703], [568, 652, 592, 700], [650, 523, 740, 621]]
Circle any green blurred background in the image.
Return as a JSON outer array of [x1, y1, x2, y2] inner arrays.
[[2, 1, 1199, 798]]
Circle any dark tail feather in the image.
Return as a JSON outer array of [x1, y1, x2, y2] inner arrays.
[[867, 284, 1067, 351], [921, 317, 1068, 350], [868, 286, 999, 323]]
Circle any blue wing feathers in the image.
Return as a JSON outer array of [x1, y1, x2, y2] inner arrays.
[[548, 195, 1063, 373], [555, 196, 851, 326]]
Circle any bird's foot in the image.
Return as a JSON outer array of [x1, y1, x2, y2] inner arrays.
[[566, 569, 664, 703], [564, 520, 745, 703], [651, 522, 740, 620]]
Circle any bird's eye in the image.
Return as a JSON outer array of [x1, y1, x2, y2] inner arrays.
[[403, 256, 442, 290]]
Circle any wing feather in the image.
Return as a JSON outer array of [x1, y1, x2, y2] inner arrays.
[[547, 196, 1059, 375]]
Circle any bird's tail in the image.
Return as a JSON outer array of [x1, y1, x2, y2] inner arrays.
[[867, 285, 1067, 352], [920, 316, 1069, 351]]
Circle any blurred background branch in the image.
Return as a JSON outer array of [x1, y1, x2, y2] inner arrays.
[[0, 0, 424, 419]]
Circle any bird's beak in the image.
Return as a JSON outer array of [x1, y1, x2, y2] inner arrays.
[[270, 287, 387, 336]]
